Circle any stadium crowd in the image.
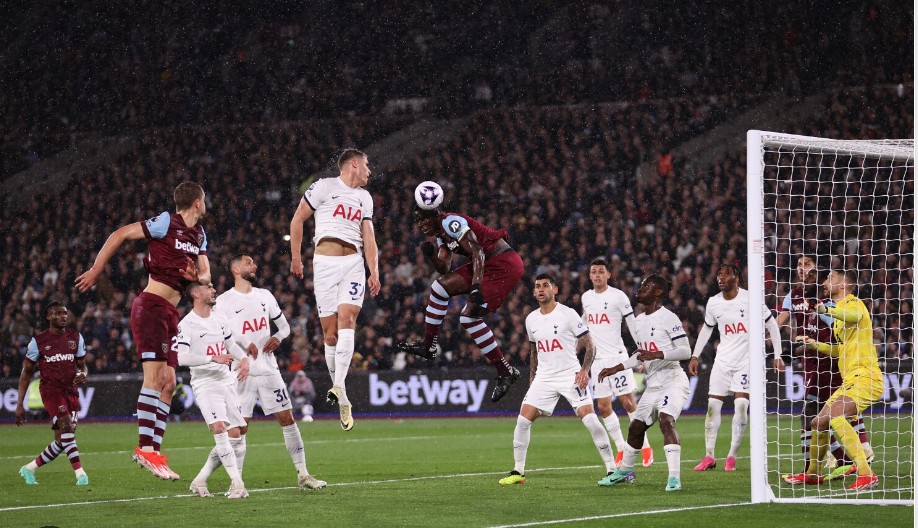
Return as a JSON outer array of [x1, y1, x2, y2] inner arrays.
[[0, 83, 912, 379], [2, 0, 910, 178]]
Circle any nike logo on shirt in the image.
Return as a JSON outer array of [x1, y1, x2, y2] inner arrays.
[[235, 309, 244, 313]]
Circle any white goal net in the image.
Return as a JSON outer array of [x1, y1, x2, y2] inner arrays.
[[747, 130, 914, 505]]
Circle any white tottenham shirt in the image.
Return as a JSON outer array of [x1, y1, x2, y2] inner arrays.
[[630, 307, 690, 389], [580, 286, 634, 362], [703, 288, 774, 370], [176, 310, 241, 389], [215, 287, 288, 377], [303, 176, 373, 253], [526, 303, 589, 379]]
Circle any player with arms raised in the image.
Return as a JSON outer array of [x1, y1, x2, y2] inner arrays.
[[76, 181, 210, 479], [176, 282, 251, 498], [791, 269, 883, 491], [597, 275, 691, 492], [400, 182, 525, 402], [689, 264, 783, 472], [776, 256, 871, 482], [497, 274, 615, 485], [208, 255, 325, 490], [16, 303, 89, 486], [290, 149, 380, 431], [580, 257, 654, 468]]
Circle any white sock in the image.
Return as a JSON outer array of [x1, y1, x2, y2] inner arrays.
[[325, 344, 336, 382], [194, 447, 222, 483], [334, 330, 355, 399], [582, 413, 615, 472], [282, 424, 308, 477], [627, 411, 650, 449], [601, 413, 627, 452], [704, 398, 724, 458], [512, 415, 532, 474], [75, 467, 87, 478], [26, 460, 38, 471], [664, 444, 681, 479], [214, 432, 241, 482], [728, 398, 749, 458], [620, 443, 640, 473], [230, 434, 247, 475]]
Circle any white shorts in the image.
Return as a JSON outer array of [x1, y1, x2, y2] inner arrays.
[[708, 361, 749, 396], [522, 374, 593, 417], [313, 253, 366, 318], [193, 382, 246, 429], [238, 371, 292, 417], [633, 379, 691, 426], [591, 358, 636, 399]]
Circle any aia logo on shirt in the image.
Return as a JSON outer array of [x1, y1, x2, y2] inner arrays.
[[333, 204, 363, 222], [638, 341, 660, 352], [587, 313, 610, 325], [536, 339, 563, 353], [242, 318, 268, 334], [724, 322, 747, 335], [206, 341, 227, 356]]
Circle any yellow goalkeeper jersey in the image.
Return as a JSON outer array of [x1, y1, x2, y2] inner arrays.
[[830, 294, 880, 380]]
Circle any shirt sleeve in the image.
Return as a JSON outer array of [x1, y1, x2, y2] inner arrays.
[[76, 334, 86, 358], [26, 338, 39, 362], [362, 190, 374, 221], [268, 293, 283, 321], [199, 229, 208, 254], [667, 313, 688, 342], [176, 324, 191, 352], [570, 308, 589, 338], [441, 215, 470, 241], [763, 304, 775, 322], [526, 318, 535, 343], [303, 179, 325, 211], [619, 291, 634, 318], [703, 301, 717, 327], [141, 212, 171, 240], [781, 293, 792, 312]]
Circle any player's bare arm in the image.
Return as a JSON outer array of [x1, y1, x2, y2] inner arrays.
[[575, 333, 594, 390], [458, 230, 486, 306], [195, 254, 211, 285], [597, 363, 624, 383], [421, 241, 452, 275], [636, 348, 664, 361], [529, 342, 538, 384], [76, 222, 146, 291], [361, 218, 381, 296], [14, 358, 36, 426], [74, 357, 88, 385], [289, 197, 315, 279]]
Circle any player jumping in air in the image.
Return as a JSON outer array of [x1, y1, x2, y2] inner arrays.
[[689, 263, 783, 472], [76, 181, 210, 480], [290, 149, 381, 431], [597, 275, 691, 492], [16, 303, 89, 486], [399, 186, 525, 403], [202, 255, 325, 490], [580, 257, 654, 468], [176, 282, 251, 498], [498, 274, 615, 485], [788, 269, 883, 491], [776, 256, 871, 482]]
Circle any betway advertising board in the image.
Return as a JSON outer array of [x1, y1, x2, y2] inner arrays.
[[0, 363, 911, 421]]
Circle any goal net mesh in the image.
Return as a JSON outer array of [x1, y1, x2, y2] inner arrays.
[[758, 134, 914, 502]]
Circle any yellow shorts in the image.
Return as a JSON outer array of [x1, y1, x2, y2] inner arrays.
[[826, 373, 883, 413]]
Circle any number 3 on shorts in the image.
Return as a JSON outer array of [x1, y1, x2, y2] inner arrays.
[[274, 388, 289, 403], [349, 282, 363, 296], [662, 395, 669, 407]]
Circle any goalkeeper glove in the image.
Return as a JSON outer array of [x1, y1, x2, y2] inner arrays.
[[420, 241, 436, 259], [469, 284, 485, 306], [795, 336, 819, 350], [813, 302, 828, 315]]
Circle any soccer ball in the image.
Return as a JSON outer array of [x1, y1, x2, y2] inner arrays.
[[414, 181, 444, 210]]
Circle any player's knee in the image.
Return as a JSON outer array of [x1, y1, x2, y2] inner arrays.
[[276, 411, 295, 427], [811, 415, 828, 432], [596, 399, 613, 417], [238, 425, 249, 436], [210, 422, 227, 435], [324, 334, 338, 347]]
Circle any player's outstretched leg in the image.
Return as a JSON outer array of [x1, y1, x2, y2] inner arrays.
[[190, 448, 222, 496], [398, 281, 450, 360], [598, 444, 637, 487], [626, 411, 652, 467], [725, 397, 748, 471], [499, 415, 531, 485], [20, 441, 64, 485], [60, 431, 89, 485], [829, 416, 878, 490], [581, 412, 616, 475], [695, 398, 722, 471], [135, 387, 169, 479]]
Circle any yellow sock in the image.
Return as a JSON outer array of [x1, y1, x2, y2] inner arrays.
[[830, 416, 871, 476], [807, 430, 830, 476]]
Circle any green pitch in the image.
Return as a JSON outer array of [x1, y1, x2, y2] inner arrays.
[[0, 415, 912, 527]]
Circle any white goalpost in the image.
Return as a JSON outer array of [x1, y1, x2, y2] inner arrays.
[[747, 130, 915, 505]]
